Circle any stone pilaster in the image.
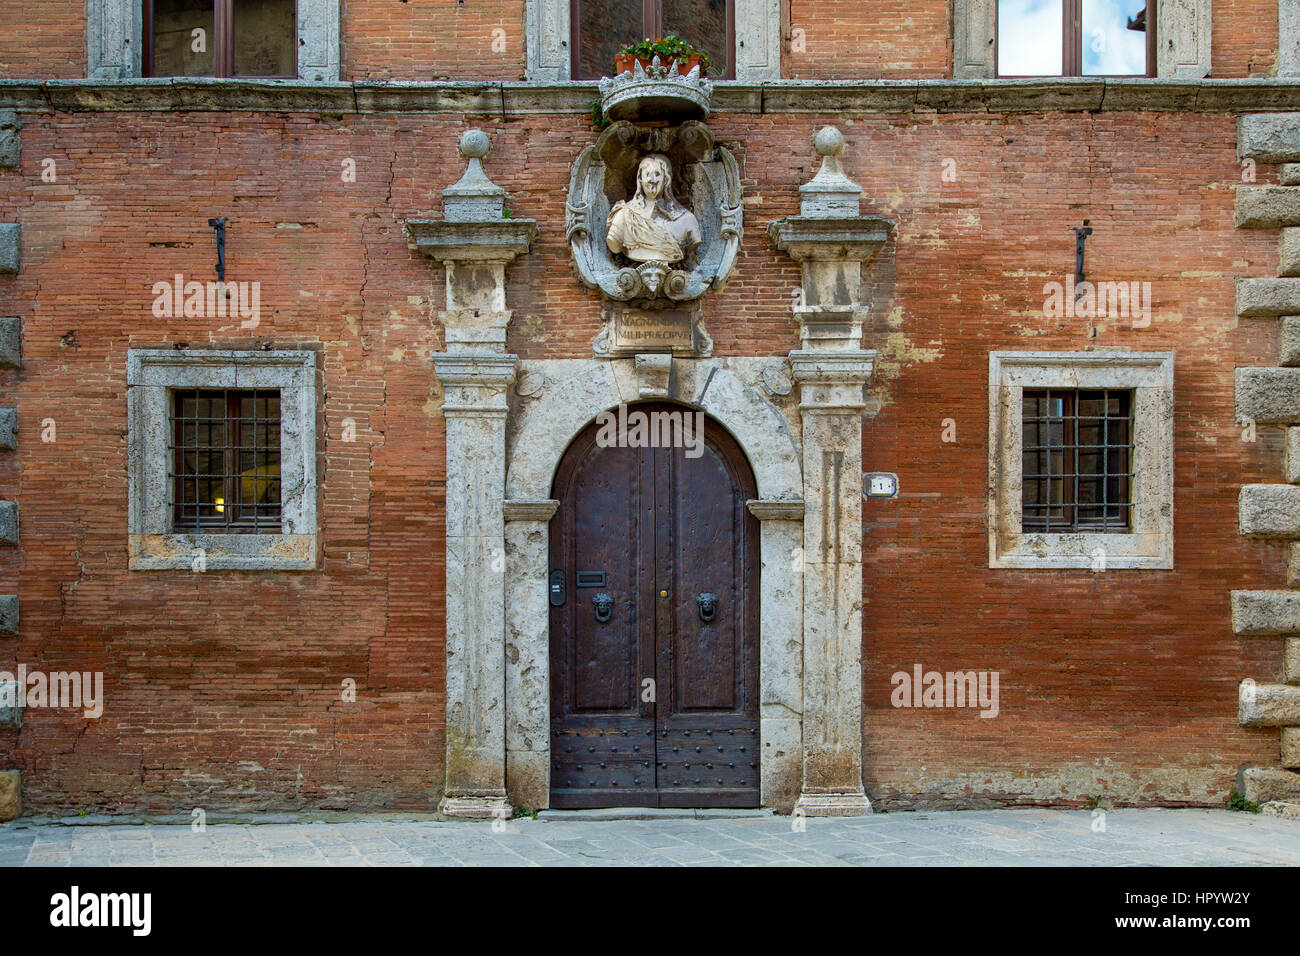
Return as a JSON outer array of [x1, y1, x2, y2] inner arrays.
[[503, 498, 559, 809], [769, 127, 892, 816], [410, 130, 537, 818], [789, 353, 874, 816], [435, 354, 516, 818], [746, 498, 805, 812]]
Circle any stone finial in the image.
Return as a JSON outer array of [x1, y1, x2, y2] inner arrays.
[[799, 126, 862, 219], [442, 128, 508, 223]]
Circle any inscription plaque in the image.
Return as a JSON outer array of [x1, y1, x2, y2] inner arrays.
[[596, 303, 712, 357]]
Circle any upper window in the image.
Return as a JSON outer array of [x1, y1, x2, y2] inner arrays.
[[144, 0, 297, 78], [571, 0, 735, 79], [997, 0, 1154, 77]]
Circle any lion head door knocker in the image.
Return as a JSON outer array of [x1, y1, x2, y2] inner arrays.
[[696, 592, 718, 623], [592, 592, 615, 623]]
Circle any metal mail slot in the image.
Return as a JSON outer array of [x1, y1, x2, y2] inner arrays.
[[576, 571, 606, 588]]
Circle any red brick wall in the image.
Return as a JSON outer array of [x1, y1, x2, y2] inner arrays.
[[1213, 0, 1278, 76], [0, 0, 84, 78], [343, 0, 526, 81], [0, 105, 1283, 812], [785, 0, 951, 78]]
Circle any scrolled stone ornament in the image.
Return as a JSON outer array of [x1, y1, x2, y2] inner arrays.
[[566, 123, 743, 307]]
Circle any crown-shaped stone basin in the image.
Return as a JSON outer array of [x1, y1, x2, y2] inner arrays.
[[598, 55, 713, 124]]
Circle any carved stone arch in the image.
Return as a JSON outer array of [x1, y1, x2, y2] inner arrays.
[[505, 358, 801, 501], [502, 357, 805, 812]]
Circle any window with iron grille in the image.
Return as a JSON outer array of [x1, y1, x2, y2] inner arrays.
[[170, 389, 282, 533], [1021, 388, 1133, 533]]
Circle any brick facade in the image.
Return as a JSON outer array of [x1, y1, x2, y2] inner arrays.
[[0, 1, 1294, 814]]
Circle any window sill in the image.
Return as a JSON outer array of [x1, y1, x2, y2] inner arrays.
[[989, 530, 1172, 570], [128, 532, 317, 571]]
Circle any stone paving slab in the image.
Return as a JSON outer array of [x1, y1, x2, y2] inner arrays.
[[0, 809, 1297, 866]]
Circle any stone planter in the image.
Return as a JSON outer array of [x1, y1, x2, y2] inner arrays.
[[613, 53, 704, 76]]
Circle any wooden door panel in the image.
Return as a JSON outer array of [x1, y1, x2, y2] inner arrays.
[[570, 443, 642, 713], [669, 443, 741, 712], [550, 404, 759, 809]]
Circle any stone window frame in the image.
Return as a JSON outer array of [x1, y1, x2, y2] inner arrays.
[[954, 0, 1211, 79], [988, 350, 1174, 570], [526, 0, 781, 81], [126, 349, 318, 571], [88, 0, 341, 80]]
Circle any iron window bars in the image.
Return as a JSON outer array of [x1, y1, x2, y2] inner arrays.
[[1021, 388, 1134, 533], [170, 389, 282, 533]]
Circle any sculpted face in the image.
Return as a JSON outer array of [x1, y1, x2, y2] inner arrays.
[[637, 157, 669, 203]]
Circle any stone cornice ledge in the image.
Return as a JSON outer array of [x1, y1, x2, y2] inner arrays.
[[6, 78, 1300, 115]]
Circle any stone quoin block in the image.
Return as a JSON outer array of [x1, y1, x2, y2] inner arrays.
[[1239, 766, 1300, 803], [1283, 728, 1300, 770], [0, 408, 15, 452], [1239, 113, 1300, 163], [1236, 367, 1300, 424], [1239, 484, 1300, 537], [0, 318, 18, 368], [0, 770, 18, 822], [1231, 590, 1300, 635], [1280, 317, 1300, 366], [0, 680, 20, 729], [1289, 428, 1300, 483], [1283, 165, 1300, 186], [1234, 186, 1300, 229], [0, 595, 16, 636], [0, 501, 16, 546], [0, 224, 18, 275], [1237, 277, 1300, 318], [1281, 231, 1300, 277], [1288, 637, 1300, 684], [0, 110, 18, 170], [1239, 680, 1300, 725]]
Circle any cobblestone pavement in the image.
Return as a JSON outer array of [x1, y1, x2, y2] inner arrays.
[[1, 808, 1297, 866]]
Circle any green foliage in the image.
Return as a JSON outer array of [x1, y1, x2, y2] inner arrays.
[[511, 805, 538, 820], [1084, 794, 1108, 811], [616, 34, 711, 71], [1226, 788, 1260, 813], [588, 98, 608, 131]]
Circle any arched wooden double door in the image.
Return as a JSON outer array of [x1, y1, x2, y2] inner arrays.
[[548, 403, 760, 808]]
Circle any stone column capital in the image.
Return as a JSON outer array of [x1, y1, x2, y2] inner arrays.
[[745, 498, 804, 521], [503, 498, 560, 522], [433, 352, 517, 417]]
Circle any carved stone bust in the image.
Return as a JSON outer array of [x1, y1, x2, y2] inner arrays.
[[566, 120, 742, 305], [605, 154, 702, 265]]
